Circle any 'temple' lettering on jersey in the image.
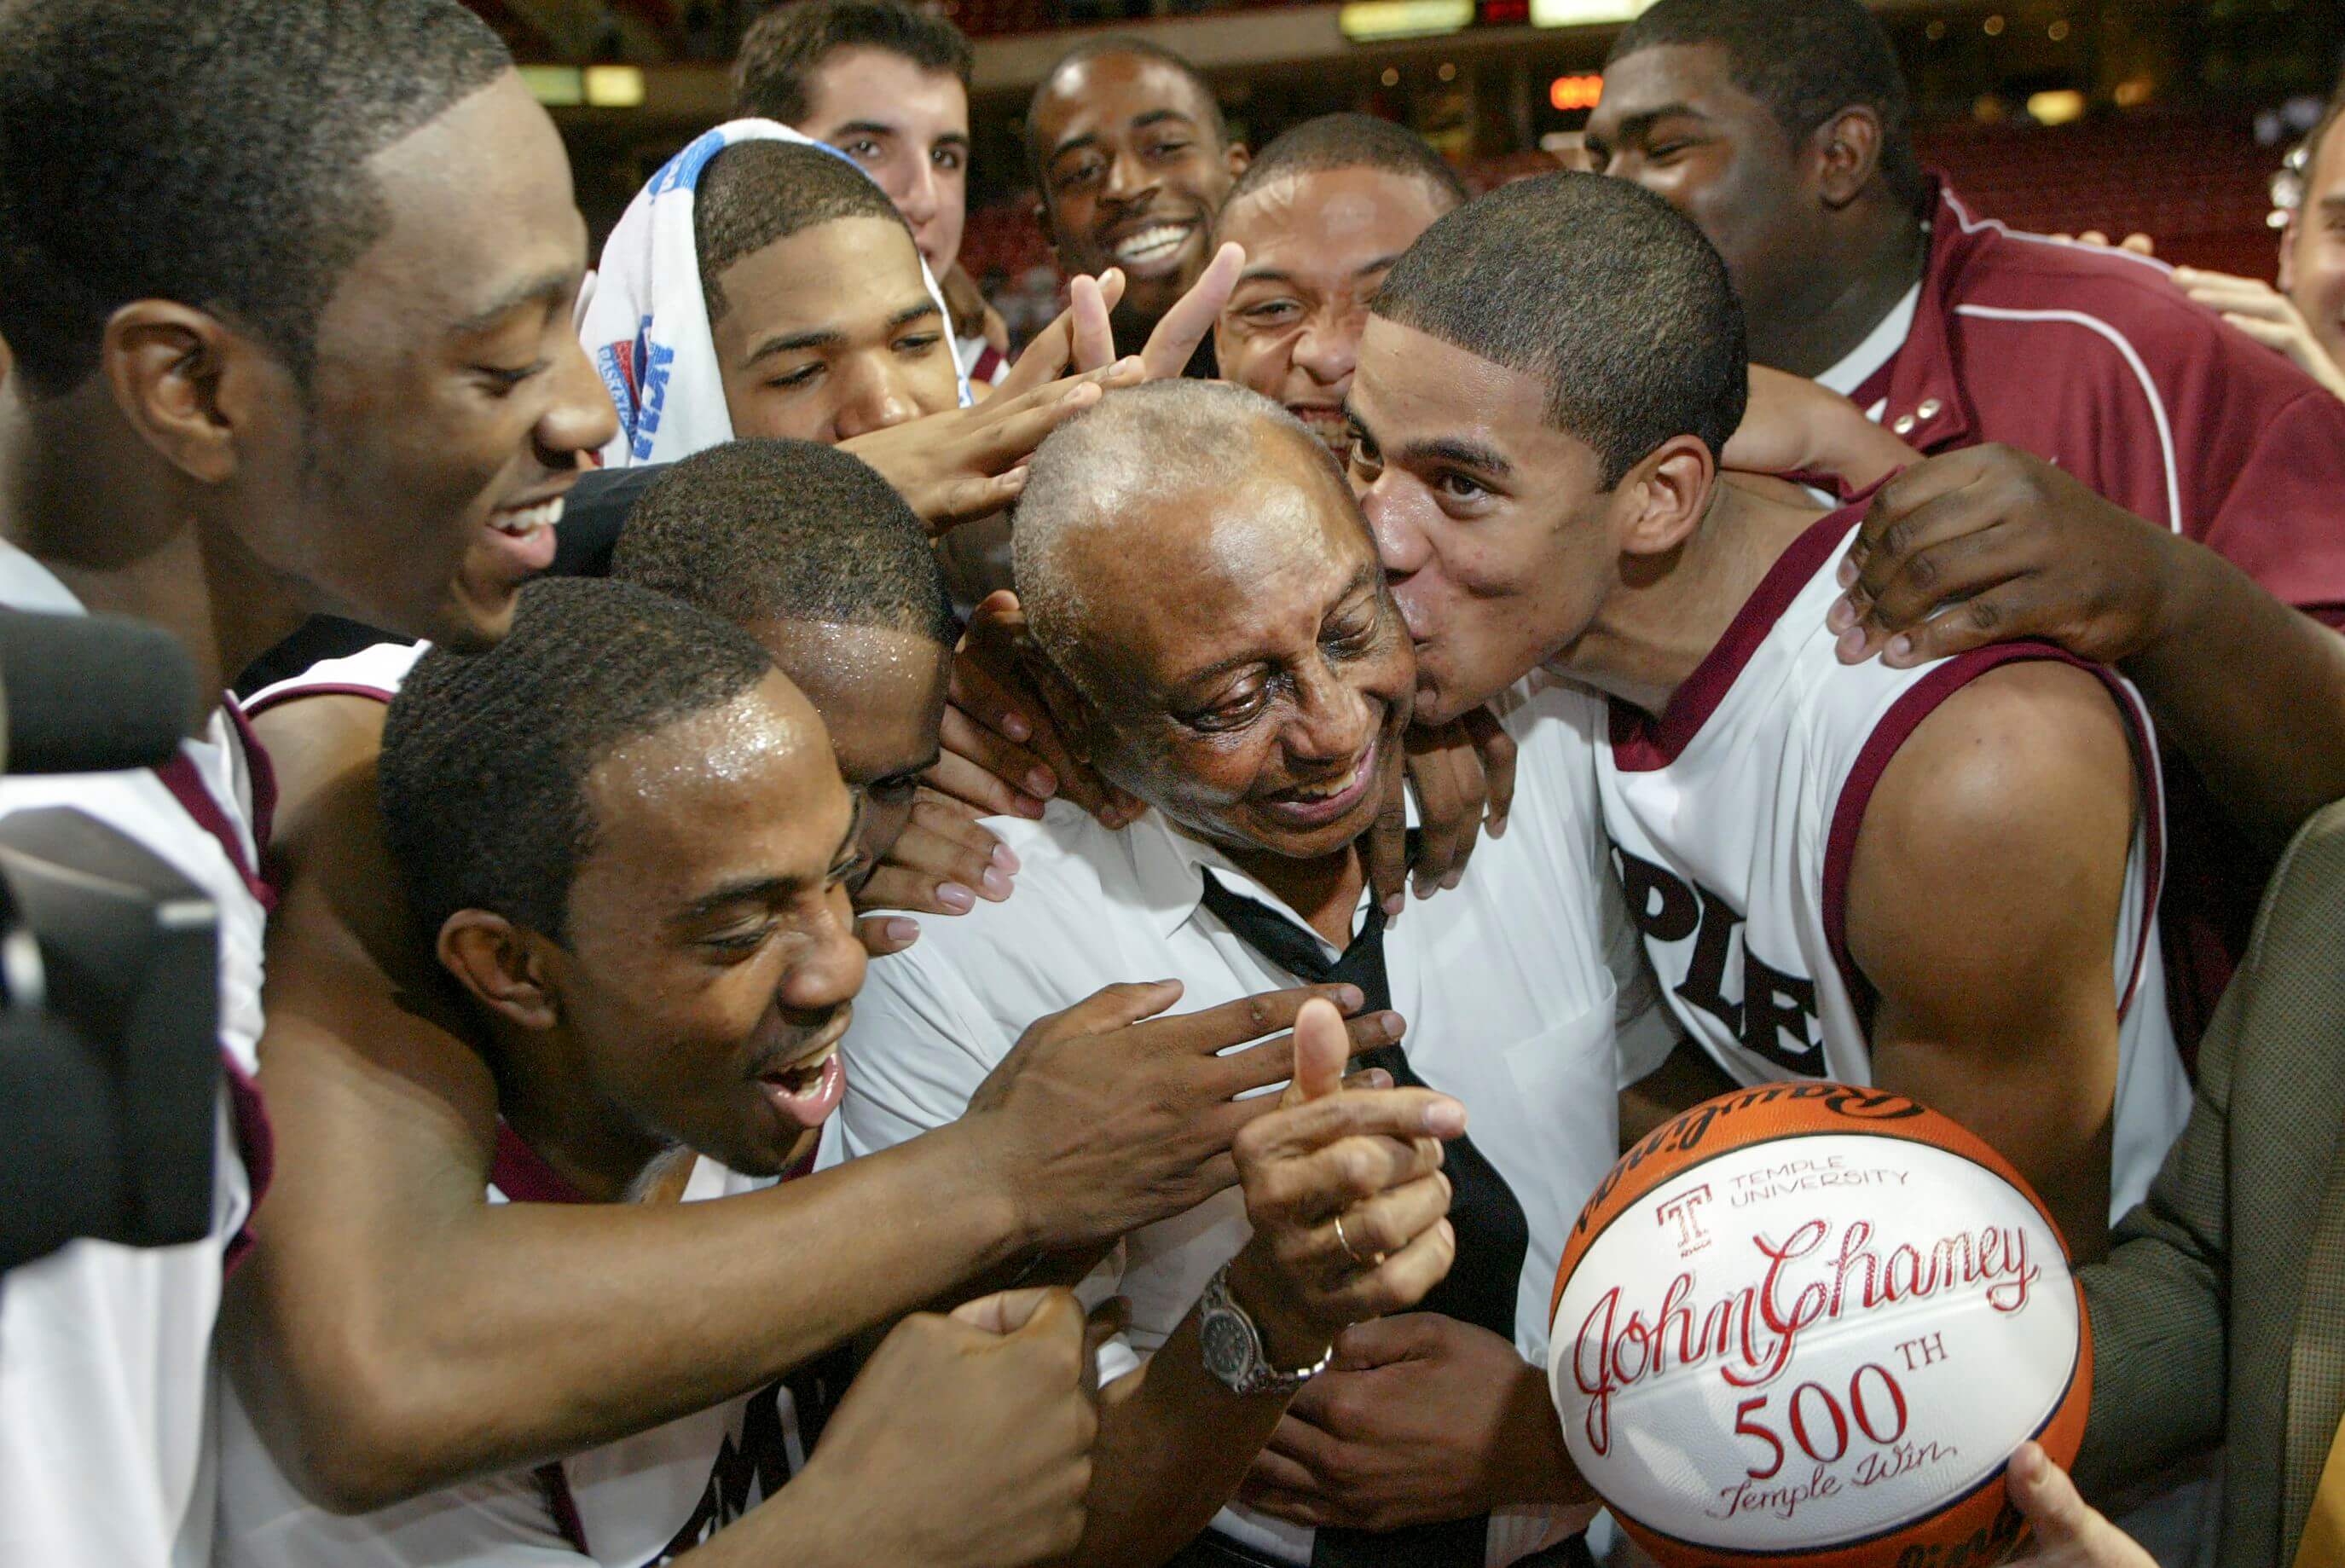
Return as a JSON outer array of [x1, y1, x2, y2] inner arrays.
[[1613, 845, 1824, 1074]]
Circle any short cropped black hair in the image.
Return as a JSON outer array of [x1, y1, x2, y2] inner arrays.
[[694, 140, 914, 321], [1222, 113, 1469, 224], [1609, 0, 1927, 213], [380, 579, 777, 946], [0, 0, 511, 398], [613, 438, 958, 646], [735, 0, 974, 127], [1025, 37, 1228, 188], [1372, 171, 1748, 488]]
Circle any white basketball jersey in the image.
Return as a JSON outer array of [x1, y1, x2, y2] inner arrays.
[[220, 1133, 833, 1567], [1595, 504, 2191, 1222], [0, 546, 273, 1568], [225, 641, 831, 1565], [243, 639, 429, 717]]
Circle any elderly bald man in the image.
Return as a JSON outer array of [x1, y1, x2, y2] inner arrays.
[[832, 379, 1676, 1568]]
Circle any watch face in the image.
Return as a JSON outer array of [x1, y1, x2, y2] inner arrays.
[[1201, 1309, 1254, 1384]]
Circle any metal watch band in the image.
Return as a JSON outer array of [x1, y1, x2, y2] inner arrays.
[[1198, 1260, 1334, 1397]]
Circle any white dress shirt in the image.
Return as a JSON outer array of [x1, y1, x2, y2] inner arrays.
[[831, 677, 1675, 1566]]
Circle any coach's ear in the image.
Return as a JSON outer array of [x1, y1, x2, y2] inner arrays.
[[438, 911, 560, 1033], [1614, 433, 1717, 562]]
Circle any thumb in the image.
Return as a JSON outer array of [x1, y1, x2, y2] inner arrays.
[[2006, 1442, 2118, 1562], [1288, 997, 1347, 1104], [1005, 1286, 1089, 1352], [952, 1286, 1060, 1334]]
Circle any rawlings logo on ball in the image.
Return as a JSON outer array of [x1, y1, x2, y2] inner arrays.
[[1549, 1085, 2090, 1568]]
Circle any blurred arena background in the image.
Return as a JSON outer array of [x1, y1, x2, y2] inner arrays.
[[473, 0, 2342, 338]]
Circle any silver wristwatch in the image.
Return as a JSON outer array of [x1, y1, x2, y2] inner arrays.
[[1197, 1261, 1333, 1397]]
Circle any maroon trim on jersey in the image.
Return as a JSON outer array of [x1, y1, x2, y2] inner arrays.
[[970, 342, 1009, 385], [219, 1057, 273, 1276], [1609, 489, 1883, 772], [489, 1125, 599, 1552], [1820, 641, 2166, 1024], [153, 697, 281, 1274], [153, 705, 278, 913], [507, 1143, 818, 1559], [490, 1123, 591, 1206], [241, 681, 397, 720]]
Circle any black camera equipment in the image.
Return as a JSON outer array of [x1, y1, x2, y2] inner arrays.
[[0, 607, 220, 1274]]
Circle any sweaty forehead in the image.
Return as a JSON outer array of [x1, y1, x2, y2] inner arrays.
[[1352, 315, 1596, 480], [754, 621, 950, 784], [1038, 55, 1213, 147], [577, 675, 847, 884]]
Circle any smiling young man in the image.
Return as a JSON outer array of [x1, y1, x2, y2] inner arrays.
[[223, 578, 1109, 1566], [1346, 172, 2190, 1265], [734, 0, 1007, 383], [838, 379, 1678, 1567], [1028, 38, 1248, 373], [1586, 0, 2345, 1044], [0, 4, 617, 1563], [1213, 114, 1469, 454], [692, 138, 962, 447]]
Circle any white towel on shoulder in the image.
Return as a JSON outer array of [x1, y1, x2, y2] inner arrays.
[[576, 117, 968, 469]]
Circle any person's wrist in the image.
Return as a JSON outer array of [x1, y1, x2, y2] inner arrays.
[[1225, 1244, 1335, 1372], [2139, 529, 2218, 659], [1493, 1357, 1595, 1507], [935, 1116, 1049, 1259]]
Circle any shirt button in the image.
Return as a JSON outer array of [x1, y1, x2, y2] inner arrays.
[[1916, 397, 1943, 421], [1891, 414, 1917, 436]]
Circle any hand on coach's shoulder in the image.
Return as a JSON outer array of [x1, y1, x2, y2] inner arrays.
[[927, 590, 1143, 830], [774, 1288, 1103, 1568], [851, 788, 1017, 958], [1369, 708, 1519, 918], [959, 982, 1409, 1255], [1827, 444, 2188, 669], [1223, 1001, 1461, 1372]]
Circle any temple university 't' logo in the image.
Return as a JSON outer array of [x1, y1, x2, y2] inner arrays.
[[1655, 1183, 1715, 1257], [1612, 845, 1823, 1074]]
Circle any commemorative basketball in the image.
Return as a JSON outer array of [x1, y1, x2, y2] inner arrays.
[[1548, 1085, 2092, 1568]]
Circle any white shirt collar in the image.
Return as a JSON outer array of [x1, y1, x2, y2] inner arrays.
[[1815, 278, 1921, 402], [0, 539, 90, 616], [1122, 807, 1371, 957]]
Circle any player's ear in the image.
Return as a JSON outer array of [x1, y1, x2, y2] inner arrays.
[[101, 301, 275, 487], [2279, 215, 2302, 292], [1811, 106, 1884, 211], [438, 911, 561, 1033], [1615, 433, 1716, 560], [1224, 140, 1251, 180], [1021, 646, 1099, 767]]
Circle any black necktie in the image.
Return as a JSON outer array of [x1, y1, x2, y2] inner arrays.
[[1196, 869, 1529, 1568]]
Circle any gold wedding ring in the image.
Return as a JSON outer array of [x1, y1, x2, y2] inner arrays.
[[1334, 1211, 1386, 1268]]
